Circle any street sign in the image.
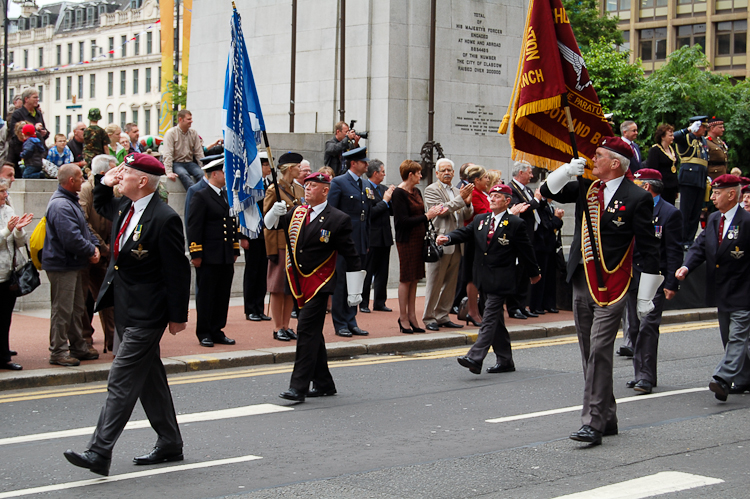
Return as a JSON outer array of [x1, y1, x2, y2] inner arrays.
[[65, 105, 82, 109]]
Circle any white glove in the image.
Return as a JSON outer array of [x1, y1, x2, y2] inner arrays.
[[545, 158, 587, 194], [263, 201, 288, 229], [636, 273, 665, 319], [688, 120, 702, 133], [346, 270, 366, 307]]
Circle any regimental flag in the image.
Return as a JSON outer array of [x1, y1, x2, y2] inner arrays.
[[499, 0, 613, 178], [223, 6, 266, 238]]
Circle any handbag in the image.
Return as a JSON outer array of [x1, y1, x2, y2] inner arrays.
[[422, 219, 443, 263], [9, 243, 40, 297]]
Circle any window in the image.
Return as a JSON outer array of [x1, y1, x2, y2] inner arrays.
[[120, 70, 126, 95], [66, 116, 72, 136], [67, 43, 72, 64], [121, 35, 127, 58], [7, 52, 12, 68], [607, 0, 631, 11], [63, 12, 71, 30], [38, 47, 43, 67], [108, 37, 114, 58], [120, 112, 126, 130], [157, 66, 161, 92], [42, 14, 49, 27], [91, 40, 96, 60], [133, 69, 139, 94], [55, 77, 60, 100], [23, 49, 28, 69], [8, 89, 12, 101], [38, 85, 43, 102], [55, 116, 60, 135], [86, 6, 95, 25], [79, 41, 84, 62], [132, 109, 138, 126], [675, 0, 707, 17], [78, 75, 84, 99], [131, 0, 143, 8], [640, 28, 667, 61], [676, 24, 707, 51], [90, 74, 95, 98], [144, 108, 150, 135], [108, 72, 113, 96], [77, 114, 82, 122], [56, 45, 61, 65], [145, 67, 151, 92], [30, 16, 37, 29], [75, 9, 83, 28], [715, 20, 747, 68], [66, 76, 72, 99], [108, 112, 114, 123], [99, 4, 106, 16], [134, 34, 139, 55], [147, 32, 152, 54]]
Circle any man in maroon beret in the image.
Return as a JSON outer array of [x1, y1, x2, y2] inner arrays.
[[677, 174, 750, 402], [540, 137, 661, 446], [437, 182, 540, 376], [64, 152, 191, 475]]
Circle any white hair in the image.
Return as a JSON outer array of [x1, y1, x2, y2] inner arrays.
[[512, 160, 532, 177], [606, 149, 630, 173], [435, 158, 454, 172], [91, 154, 118, 175]]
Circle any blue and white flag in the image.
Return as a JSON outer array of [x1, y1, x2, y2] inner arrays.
[[223, 7, 266, 238]]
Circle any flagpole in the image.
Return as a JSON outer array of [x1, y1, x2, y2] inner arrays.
[[561, 93, 605, 292]]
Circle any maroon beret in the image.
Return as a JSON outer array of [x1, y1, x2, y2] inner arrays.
[[633, 168, 662, 181], [740, 177, 750, 186], [742, 184, 750, 195], [489, 183, 512, 195], [304, 172, 331, 184], [599, 136, 633, 160], [124, 153, 165, 176], [712, 174, 742, 189]]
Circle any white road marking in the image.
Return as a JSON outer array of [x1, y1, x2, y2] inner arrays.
[[486, 387, 707, 423], [0, 403, 292, 446], [551, 471, 723, 498], [0, 454, 263, 499]]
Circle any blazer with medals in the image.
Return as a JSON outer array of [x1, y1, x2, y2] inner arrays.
[[541, 176, 660, 283], [424, 181, 473, 255], [328, 172, 371, 255], [280, 202, 362, 295], [633, 198, 682, 292], [366, 181, 393, 248], [93, 176, 191, 329], [444, 211, 539, 295], [684, 206, 750, 311], [186, 186, 240, 265]]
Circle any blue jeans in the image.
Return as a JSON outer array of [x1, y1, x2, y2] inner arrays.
[[22, 166, 45, 179], [172, 161, 203, 190]]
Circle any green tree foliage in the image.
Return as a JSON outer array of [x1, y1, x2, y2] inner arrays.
[[166, 72, 188, 122], [563, 0, 623, 50], [724, 82, 750, 173], [583, 38, 644, 114]]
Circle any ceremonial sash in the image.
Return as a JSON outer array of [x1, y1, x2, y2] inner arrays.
[[285, 205, 337, 307], [582, 181, 633, 306]]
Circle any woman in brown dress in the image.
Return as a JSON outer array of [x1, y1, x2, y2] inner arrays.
[[263, 153, 304, 341], [391, 160, 445, 333], [645, 123, 680, 205]]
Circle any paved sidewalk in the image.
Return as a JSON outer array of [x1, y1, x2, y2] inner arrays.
[[0, 289, 717, 390]]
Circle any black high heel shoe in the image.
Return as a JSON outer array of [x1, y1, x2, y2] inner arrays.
[[410, 322, 426, 333], [465, 314, 482, 327], [398, 319, 413, 334]]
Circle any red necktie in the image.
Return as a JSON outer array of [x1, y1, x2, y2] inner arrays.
[[597, 182, 606, 208], [630, 143, 638, 161], [304, 205, 311, 225], [718, 215, 725, 245], [114, 205, 135, 259], [486, 216, 497, 245]]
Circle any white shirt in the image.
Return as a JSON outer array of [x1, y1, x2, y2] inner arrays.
[[308, 201, 328, 223], [119, 192, 155, 248], [489, 210, 507, 232], [512, 178, 541, 228], [441, 181, 455, 200], [719, 203, 739, 240], [208, 182, 222, 197], [601, 175, 625, 208]]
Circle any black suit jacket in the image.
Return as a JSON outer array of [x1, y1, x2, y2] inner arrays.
[[445, 211, 539, 295], [533, 199, 563, 254], [541, 176, 660, 283], [633, 198, 682, 291], [366, 181, 393, 248], [323, 137, 354, 175], [93, 177, 191, 328], [510, 180, 541, 242], [627, 141, 642, 172], [328, 172, 371, 255], [684, 206, 750, 311], [187, 186, 240, 265]]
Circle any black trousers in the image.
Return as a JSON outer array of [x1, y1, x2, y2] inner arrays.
[[0, 281, 16, 363], [195, 263, 234, 341], [88, 325, 182, 458], [530, 250, 557, 312], [362, 245, 390, 309], [289, 291, 335, 393], [679, 185, 704, 245], [243, 238, 268, 315], [467, 292, 512, 366], [506, 268, 530, 312]]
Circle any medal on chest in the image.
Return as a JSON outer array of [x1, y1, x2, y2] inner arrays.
[[320, 229, 331, 243], [498, 234, 510, 246], [133, 224, 142, 242], [727, 226, 739, 240], [731, 246, 745, 259]]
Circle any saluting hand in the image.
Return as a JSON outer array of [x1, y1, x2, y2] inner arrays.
[[103, 165, 123, 187]]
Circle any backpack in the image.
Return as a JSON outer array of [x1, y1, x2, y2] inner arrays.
[[29, 216, 46, 270]]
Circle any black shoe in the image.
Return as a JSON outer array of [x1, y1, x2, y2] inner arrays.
[[274, 329, 291, 341], [291, 310, 298, 319], [133, 447, 184, 465], [0, 362, 22, 370], [426, 322, 440, 331], [285, 328, 298, 340], [8, 350, 17, 356], [410, 322, 426, 333], [451, 305, 460, 315], [246, 314, 262, 321], [308, 387, 337, 397], [359, 306, 371, 313], [569, 425, 602, 445], [730, 384, 750, 394], [625, 380, 636, 388], [373, 305, 392, 312], [199, 338, 214, 347], [486, 362, 515, 373], [546, 308, 560, 313], [214, 336, 236, 345], [351, 326, 369, 336], [709, 377, 730, 402], [509, 309, 527, 320], [634, 380, 653, 394], [259, 313, 272, 321], [398, 319, 413, 334], [457, 356, 481, 375], [603, 422, 619, 436], [465, 314, 482, 327], [63, 449, 111, 476], [439, 321, 463, 329], [532, 309, 547, 315], [336, 328, 353, 337], [616, 346, 634, 357], [522, 308, 538, 318], [279, 388, 306, 402]]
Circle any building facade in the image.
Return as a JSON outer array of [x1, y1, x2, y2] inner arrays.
[[604, 0, 749, 77], [1, 0, 178, 142]]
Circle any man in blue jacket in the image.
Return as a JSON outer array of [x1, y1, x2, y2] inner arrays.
[[43, 164, 101, 366]]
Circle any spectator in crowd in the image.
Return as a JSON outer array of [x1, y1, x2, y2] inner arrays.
[[486, 169, 503, 189], [731, 167, 743, 177], [6, 122, 27, 174], [423, 158, 473, 330], [79, 154, 117, 353], [361, 159, 395, 314], [20, 124, 46, 179], [67, 122, 87, 168], [674, 116, 709, 247], [391, 159, 445, 333], [530, 196, 564, 315], [244, 153, 271, 322], [43, 164, 101, 366], [620, 120, 642, 172], [83, 109, 110, 175], [162, 110, 205, 189], [263, 152, 304, 341], [451, 162, 475, 314], [706, 117, 729, 180], [105, 124, 127, 164], [8, 89, 48, 161], [324, 121, 359, 175], [318, 166, 335, 178], [124, 123, 142, 154], [645, 124, 679, 205], [743, 184, 750, 213], [0, 179, 32, 370], [7, 96, 22, 115], [47, 133, 75, 168], [0, 163, 16, 193], [119, 133, 130, 150], [296, 160, 311, 191], [456, 163, 473, 189], [0, 118, 8, 168]]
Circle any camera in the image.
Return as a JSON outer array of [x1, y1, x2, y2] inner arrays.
[[349, 120, 369, 140]]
